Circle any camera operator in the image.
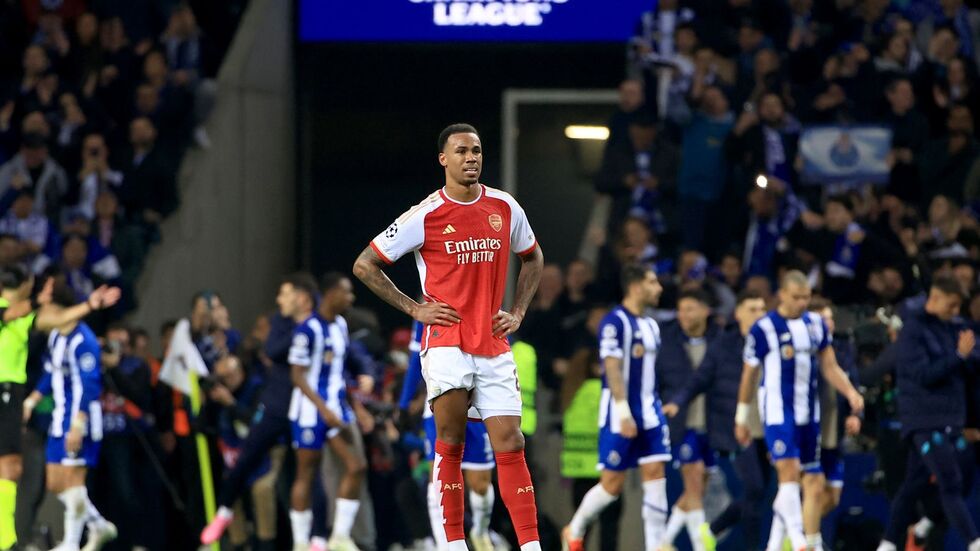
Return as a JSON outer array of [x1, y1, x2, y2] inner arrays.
[[92, 322, 158, 550], [208, 354, 280, 551], [876, 276, 980, 551]]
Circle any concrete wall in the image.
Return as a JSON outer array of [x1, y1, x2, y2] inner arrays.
[[129, 0, 295, 336]]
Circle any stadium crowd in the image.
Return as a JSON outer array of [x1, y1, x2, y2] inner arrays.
[[0, 0, 244, 326], [3, 1, 980, 551]]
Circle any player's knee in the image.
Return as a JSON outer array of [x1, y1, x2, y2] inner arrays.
[[251, 474, 276, 499], [802, 474, 825, 496], [435, 430, 465, 446], [465, 471, 491, 494], [493, 427, 525, 452], [600, 473, 626, 496], [435, 418, 467, 445], [45, 476, 60, 494], [347, 455, 367, 479], [641, 461, 665, 480], [775, 460, 801, 483], [825, 489, 841, 511]]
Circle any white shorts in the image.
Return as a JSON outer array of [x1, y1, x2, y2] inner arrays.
[[421, 346, 522, 420]]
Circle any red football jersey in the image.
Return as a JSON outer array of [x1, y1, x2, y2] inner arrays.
[[370, 185, 537, 356]]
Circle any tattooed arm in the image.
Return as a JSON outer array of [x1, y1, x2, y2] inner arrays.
[[352, 246, 460, 326], [492, 245, 543, 337]]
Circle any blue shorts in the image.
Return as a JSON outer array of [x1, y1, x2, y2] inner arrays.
[[821, 447, 844, 487], [291, 405, 353, 450], [764, 421, 821, 473], [672, 429, 717, 467], [598, 423, 671, 471], [423, 416, 494, 470], [46, 435, 101, 467]]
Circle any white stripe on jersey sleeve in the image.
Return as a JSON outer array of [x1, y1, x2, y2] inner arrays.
[[371, 192, 443, 263], [485, 187, 536, 255], [599, 317, 625, 359], [759, 316, 784, 426], [288, 329, 313, 367]]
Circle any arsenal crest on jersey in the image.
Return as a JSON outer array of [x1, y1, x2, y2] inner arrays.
[[488, 213, 503, 232]]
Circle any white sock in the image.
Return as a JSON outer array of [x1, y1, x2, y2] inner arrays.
[[568, 484, 618, 538], [289, 509, 313, 546], [469, 486, 494, 536], [216, 505, 234, 521], [331, 498, 360, 539], [662, 505, 688, 546], [773, 483, 805, 551], [913, 517, 933, 539], [969, 538, 980, 551], [685, 509, 706, 551], [766, 513, 785, 551], [447, 541, 469, 550], [58, 486, 87, 547], [875, 541, 897, 551], [806, 533, 824, 551], [519, 543, 542, 551], [427, 480, 448, 546], [642, 479, 668, 551], [83, 493, 107, 528]]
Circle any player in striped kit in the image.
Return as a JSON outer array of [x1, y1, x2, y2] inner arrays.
[[281, 273, 366, 551], [562, 264, 671, 551], [735, 271, 863, 551], [400, 320, 498, 551], [22, 284, 116, 551]]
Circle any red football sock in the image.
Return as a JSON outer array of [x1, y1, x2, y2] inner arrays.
[[433, 440, 465, 542], [495, 449, 540, 546]]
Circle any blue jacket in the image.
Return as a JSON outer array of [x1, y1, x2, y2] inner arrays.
[[257, 313, 296, 419], [665, 325, 742, 452], [655, 321, 721, 448], [895, 309, 974, 436]]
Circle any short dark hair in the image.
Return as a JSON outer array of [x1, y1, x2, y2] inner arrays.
[[678, 288, 711, 306], [191, 290, 220, 309], [160, 319, 177, 336], [321, 271, 348, 293], [61, 233, 87, 251], [886, 76, 911, 94], [826, 194, 854, 213], [50, 281, 78, 308], [437, 123, 480, 153], [106, 321, 131, 340], [21, 132, 47, 150], [735, 289, 764, 306], [282, 272, 318, 301], [0, 264, 30, 290], [931, 274, 966, 299], [620, 263, 650, 294]]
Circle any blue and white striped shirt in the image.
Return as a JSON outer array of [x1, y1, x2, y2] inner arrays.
[[744, 310, 831, 426], [37, 323, 103, 440], [287, 314, 349, 427], [597, 305, 666, 433]]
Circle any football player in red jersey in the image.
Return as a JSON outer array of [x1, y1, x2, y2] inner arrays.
[[354, 123, 543, 551]]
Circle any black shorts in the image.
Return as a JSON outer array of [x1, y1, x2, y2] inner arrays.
[[0, 382, 24, 456]]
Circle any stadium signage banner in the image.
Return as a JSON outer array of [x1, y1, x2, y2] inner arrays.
[[800, 125, 893, 186], [299, 0, 649, 42]]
